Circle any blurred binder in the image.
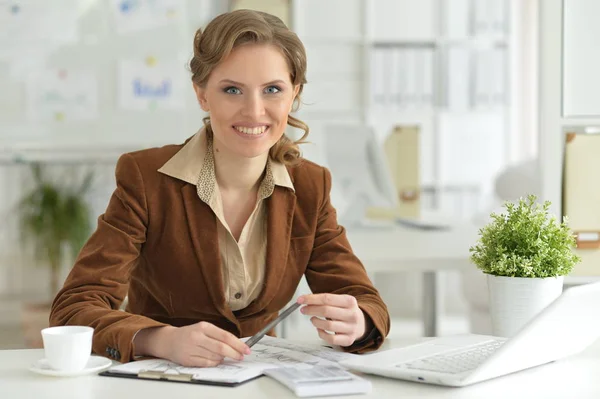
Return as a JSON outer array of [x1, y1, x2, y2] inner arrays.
[[367, 125, 420, 219], [563, 132, 600, 249]]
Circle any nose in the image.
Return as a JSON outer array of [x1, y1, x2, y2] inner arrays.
[[241, 92, 266, 118]]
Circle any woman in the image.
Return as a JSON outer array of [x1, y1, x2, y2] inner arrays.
[[50, 9, 390, 368]]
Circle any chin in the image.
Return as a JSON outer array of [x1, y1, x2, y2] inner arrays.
[[233, 145, 273, 159]]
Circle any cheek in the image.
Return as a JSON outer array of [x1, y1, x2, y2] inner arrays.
[[270, 99, 293, 120], [209, 99, 236, 123]]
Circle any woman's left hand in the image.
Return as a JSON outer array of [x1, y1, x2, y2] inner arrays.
[[297, 293, 369, 347]]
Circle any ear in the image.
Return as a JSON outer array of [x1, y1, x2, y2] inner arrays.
[[193, 83, 210, 112], [291, 84, 301, 112]]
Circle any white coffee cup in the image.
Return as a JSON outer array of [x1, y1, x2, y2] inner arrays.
[[41, 326, 94, 372]]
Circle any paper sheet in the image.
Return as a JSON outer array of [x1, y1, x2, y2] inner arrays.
[[117, 58, 185, 111], [108, 357, 272, 383], [26, 69, 98, 122], [109, 0, 186, 34], [107, 337, 359, 383], [252, 336, 359, 364]]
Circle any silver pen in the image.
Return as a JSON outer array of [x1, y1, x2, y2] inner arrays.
[[245, 302, 302, 348]]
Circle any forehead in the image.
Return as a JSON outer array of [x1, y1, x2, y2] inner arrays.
[[210, 43, 292, 84]]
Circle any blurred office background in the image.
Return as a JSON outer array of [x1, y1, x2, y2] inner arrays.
[[1, 0, 593, 348]]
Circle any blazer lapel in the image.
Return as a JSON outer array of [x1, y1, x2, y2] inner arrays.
[[238, 186, 296, 318], [180, 184, 235, 322]]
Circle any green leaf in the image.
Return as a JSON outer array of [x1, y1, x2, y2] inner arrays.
[[17, 163, 94, 291], [469, 194, 581, 277]]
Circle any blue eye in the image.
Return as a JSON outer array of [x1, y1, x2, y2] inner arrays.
[[265, 86, 281, 94], [224, 87, 241, 95]]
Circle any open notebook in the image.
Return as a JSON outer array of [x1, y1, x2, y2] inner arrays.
[[100, 336, 371, 394]]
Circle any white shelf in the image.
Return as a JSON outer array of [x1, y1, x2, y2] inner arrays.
[[293, 0, 512, 219], [561, 117, 600, 125], [436, 37, 508, 48], [368, 37, 507, 48], [369, 40, 436, 47], [0, 140, 169, 164], [369, 108, 509, 119]]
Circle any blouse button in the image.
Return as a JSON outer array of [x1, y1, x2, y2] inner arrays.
[[234, 292, 242, 299]]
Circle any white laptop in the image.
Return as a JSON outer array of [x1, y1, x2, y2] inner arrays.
[[341, 281, 600, 387]]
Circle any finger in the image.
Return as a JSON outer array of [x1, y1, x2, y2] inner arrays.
[[186, 356, 223, 368], [201, 335, 246, 360], [199, 322, 250, 356], [299, 293, 356, 308], [317, 328, 354, 347], [310, 316, 354, 334], [301, 304, 352, 321], [317, 327, 334, 345], [191, 346, 225, 362]]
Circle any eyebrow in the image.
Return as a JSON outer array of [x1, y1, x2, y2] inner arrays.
[[218, 79, 288, 87]]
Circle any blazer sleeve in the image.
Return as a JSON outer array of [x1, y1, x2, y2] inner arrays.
[[303, 167, 391, 354], [49, 153, 168, 363]]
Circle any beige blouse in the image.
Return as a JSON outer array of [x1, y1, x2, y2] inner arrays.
[[158, 131, 294, 310]]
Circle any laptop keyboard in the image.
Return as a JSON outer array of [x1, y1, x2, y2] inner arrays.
[[398, 339, 505, 375]]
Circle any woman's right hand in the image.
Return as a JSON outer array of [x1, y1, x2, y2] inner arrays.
[[134, 322, 251, 367]]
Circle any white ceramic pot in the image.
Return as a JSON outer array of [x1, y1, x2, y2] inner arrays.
[[486, 274, 564, 337]]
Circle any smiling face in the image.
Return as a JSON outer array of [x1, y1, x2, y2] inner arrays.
[[194, 43, 299, 160]]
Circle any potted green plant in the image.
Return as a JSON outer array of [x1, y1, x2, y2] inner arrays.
[[17, 163, 94, 347], [469, 194, 581, 337]]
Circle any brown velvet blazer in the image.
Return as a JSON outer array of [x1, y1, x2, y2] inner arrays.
[[49, 136, 391, 363]]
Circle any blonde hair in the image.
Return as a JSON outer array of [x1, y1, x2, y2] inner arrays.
[[189, 9, 309, 166]]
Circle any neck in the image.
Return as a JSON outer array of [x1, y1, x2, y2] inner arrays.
[[212, 144, 268, 193]]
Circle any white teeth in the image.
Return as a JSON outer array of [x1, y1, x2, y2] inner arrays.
[[234, 126, 267, 135]]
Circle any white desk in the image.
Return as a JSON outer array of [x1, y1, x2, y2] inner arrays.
[[346, 223, 480, 337], [344, 223, 600, 338], [2, 338, 600, 398]]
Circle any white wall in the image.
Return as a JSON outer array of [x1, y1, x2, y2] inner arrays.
[[0, 0, 539, 334], [509, 0, 539, 163], [563, 0, 600, 118], [538, 0, 563, 216]]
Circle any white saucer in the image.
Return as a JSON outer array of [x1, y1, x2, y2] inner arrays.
[[29, 355, 113, 377]]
